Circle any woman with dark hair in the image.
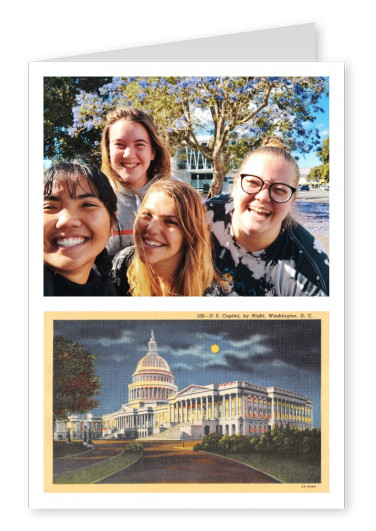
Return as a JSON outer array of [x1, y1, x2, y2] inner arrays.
[[206, 137, 329, 296], [101, 106, 171, 257], [111, 180, 223, 296], [43, 158, 119, 296]]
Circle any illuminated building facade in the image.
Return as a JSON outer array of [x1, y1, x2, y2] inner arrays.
[[55, 331, 313, 441]]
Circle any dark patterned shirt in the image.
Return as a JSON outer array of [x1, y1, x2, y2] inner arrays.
[[206, 195, 329, 297]]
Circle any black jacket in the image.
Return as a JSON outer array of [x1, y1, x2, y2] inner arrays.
[[44, 266, 116, 296]]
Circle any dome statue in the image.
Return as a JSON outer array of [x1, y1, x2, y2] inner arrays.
[[128, 331, 177, 404]]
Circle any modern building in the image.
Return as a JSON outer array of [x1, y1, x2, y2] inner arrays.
[[171, 140, 314, 195], [171, 136, 235, 194], [55, 331, 313, 441]]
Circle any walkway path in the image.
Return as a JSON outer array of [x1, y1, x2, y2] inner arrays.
[[53, 441, 126, 476], [97, 441, 279, 484]]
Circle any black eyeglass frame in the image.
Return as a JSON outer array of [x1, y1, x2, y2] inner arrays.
[[239, 174, 297, 203]]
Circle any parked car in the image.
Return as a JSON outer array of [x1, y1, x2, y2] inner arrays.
[[300, 184, 310, 191]]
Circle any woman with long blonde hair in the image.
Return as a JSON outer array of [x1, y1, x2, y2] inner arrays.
[[111, 180, 223, 296]]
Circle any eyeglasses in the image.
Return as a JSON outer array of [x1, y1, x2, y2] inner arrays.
[[240, 174, 296, 203]]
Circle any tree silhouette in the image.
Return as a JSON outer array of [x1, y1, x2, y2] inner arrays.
[[53, 335, 101, 422]]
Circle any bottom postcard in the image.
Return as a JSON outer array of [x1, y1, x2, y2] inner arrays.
[[42, 311, 330, 498]]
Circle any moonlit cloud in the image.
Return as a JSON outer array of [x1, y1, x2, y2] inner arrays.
[[53, 318, 322, 426], [83, 329, 135, 347]]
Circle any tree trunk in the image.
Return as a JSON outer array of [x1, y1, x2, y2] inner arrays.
[[207, 152, 229, 199]]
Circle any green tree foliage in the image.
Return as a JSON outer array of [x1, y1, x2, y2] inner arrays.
[[307, 166, 323, 182], [194, 427, 321, 464], [53, 336, 101, 422], [44, 77, 111, 161], [317, 135, 329, 165], [307, 136, 329, 183], [46, 76, 328, 197]]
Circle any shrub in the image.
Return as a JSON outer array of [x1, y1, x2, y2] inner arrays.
[[124, 442, 143, 454], [199, 432, 222, 452]]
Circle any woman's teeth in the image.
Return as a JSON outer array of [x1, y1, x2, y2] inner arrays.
[[56, 237, 86, 247], [249, 206, 271, 217], [144, 239, 164, 247]]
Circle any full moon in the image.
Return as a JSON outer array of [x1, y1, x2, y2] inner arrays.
[[210, 344, 220, 353]]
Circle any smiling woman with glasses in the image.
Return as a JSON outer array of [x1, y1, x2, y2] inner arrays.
[[240, 174, 297, 202], [206, 137, 329, 296]]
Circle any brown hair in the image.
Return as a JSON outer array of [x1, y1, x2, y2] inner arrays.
[[127, 180, 219, 296], [100, 107, 171, 191]]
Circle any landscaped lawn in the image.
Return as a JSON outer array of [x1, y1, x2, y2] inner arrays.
[[54, 441, 93, 459], [53, 449, 142, 484], [225, 453, 320, 483]]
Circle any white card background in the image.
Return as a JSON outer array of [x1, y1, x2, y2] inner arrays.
[[4, 0, 371, 524], [29, 59, 344, 510]]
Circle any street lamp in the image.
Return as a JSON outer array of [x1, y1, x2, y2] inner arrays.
[[87, 413, 93, 448]]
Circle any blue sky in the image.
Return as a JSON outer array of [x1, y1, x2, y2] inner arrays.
[[54, 319, 322, 427], [295, 92, 329, 170]]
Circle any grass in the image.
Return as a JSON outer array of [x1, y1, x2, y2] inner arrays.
[[53, 449, 142, 484], [224, 453, 321, 483], [54, 441, 93, 459]]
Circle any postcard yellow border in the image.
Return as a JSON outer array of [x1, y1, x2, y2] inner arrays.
[[44, 311, 329, 494]]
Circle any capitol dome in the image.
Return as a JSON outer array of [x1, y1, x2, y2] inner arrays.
[[128, 331, 177, 404]]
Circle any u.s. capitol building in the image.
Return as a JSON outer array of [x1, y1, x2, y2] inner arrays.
[[55, 331, 313, 441]]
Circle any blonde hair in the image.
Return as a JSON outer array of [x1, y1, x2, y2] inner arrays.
[[127, 180, 218, 296], [236, 136, 299, 229], [100, 107, 171, 192], [239, 136, 300, 188]]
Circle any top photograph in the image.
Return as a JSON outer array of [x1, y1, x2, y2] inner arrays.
[[43, 75, 330, 297]]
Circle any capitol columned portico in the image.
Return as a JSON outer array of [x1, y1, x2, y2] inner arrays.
[[55, 331, 313, 441]]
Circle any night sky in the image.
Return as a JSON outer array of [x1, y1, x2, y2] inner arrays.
[[53, 319, 322, 427]]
